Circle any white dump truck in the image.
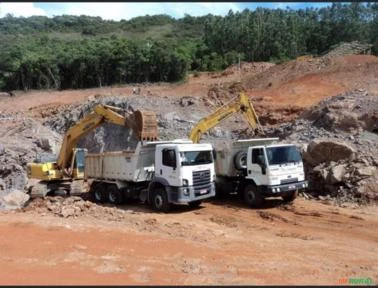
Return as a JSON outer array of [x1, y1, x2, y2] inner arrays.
[[84, 139, 216, 212], [214, 137, 308, 207]]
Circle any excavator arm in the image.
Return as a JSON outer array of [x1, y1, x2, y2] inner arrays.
[[57, 104, 158, 170], [189, 92, 264, 143]]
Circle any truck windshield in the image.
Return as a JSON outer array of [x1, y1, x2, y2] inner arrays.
[[180, 151, 213, 166], [266, 146, 302, 166]]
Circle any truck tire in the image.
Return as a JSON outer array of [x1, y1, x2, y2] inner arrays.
[[188, 200, 202, 208], [151, 188, 171, 213], [282, 190, 298, 203], [92, 183, 106, 203], [234, 151, 247, 170], [108, 185, 123, 205], [244, 184, 263, 208]]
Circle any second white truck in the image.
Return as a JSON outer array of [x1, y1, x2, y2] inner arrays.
[[84, 139, 216, 212], [214, 138, 308, 207]]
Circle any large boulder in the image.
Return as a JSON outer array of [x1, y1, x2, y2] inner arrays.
[[327, 164, 347, 184], [1, 189, 30, 209], [305, 139, 356, 166]]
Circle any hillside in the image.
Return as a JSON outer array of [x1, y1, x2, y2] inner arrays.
[[0, 2, 377, 92]]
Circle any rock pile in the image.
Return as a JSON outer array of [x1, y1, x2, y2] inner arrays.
[[268, 89, 378, 203], [322, 41, 373, 58], [0, 117, 61, 205], [0, 189, 30, 210], [24, 195, 128, 220], [302, 89, 378, 133], [304, 139, 377, 203]]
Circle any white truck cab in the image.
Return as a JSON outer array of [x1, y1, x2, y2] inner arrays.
[[151, 141, 216, 208], [214, 138, 308, 207], [246, 143, 308, 194]]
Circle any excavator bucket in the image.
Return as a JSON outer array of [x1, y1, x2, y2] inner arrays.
[[126, 110, 158, 141]]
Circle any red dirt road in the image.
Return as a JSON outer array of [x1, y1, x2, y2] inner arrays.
[[0, 198, 377, 285]]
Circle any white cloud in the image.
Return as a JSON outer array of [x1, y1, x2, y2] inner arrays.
[[0, 3, 47, 18]]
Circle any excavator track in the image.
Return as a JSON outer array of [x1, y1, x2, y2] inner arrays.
[[28, 180, 87, 198]]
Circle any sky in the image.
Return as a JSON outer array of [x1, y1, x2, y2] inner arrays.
[[0, 2, 334, 20]]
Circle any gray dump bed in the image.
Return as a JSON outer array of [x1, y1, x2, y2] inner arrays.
[[85, 140, 183, 183], [214, 138, 278, 177]]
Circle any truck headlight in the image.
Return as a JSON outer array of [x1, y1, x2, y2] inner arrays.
[[183, 179, 189, 186], [183, 188, 190, 196]]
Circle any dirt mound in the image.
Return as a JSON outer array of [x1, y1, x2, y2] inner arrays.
[[321, 41, 373, 58], [24, 195, 128, 220], [302, 89, 378, 133], [243, 55, 378, 109], [221, 61, 275, 76]]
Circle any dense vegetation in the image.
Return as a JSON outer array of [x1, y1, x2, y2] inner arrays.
[[0, 2, 376, 91]]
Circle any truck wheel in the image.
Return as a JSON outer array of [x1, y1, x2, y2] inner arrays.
[[244, 184, 263, 208], [108, 185, 123, 205], [93, 183, 106, 203], [152, 188, 171, 213], [282, 190, 298, 203], [188, 200, 202, 208]]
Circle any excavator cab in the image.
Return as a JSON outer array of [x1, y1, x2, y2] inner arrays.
[[70, 148, 87, 179]]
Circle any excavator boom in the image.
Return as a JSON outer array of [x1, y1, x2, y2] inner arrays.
[[189, 92, 264, 143]]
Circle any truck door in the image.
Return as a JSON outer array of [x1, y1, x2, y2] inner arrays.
[[247, 146, 268, 186], [160, 148, 180, 186]]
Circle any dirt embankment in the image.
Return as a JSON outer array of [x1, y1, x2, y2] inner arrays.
[[244, 55, 378, 109]]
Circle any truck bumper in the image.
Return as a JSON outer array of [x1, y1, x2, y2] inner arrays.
[[168, 182, 216, 204], [261, 180, 308, 196]]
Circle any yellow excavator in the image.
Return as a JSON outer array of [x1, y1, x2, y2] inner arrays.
[[189, 92, 264, 143], [27, 104, 158, 196]]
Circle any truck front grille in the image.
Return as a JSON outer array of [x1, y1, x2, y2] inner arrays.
[[193, 170, 211, 187], [192, 170, 212, 196]]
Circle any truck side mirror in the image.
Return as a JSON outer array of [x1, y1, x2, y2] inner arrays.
[[257, 155, 264, 165], [171, 152, 177, 170], [257, 155, 266, 175]]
